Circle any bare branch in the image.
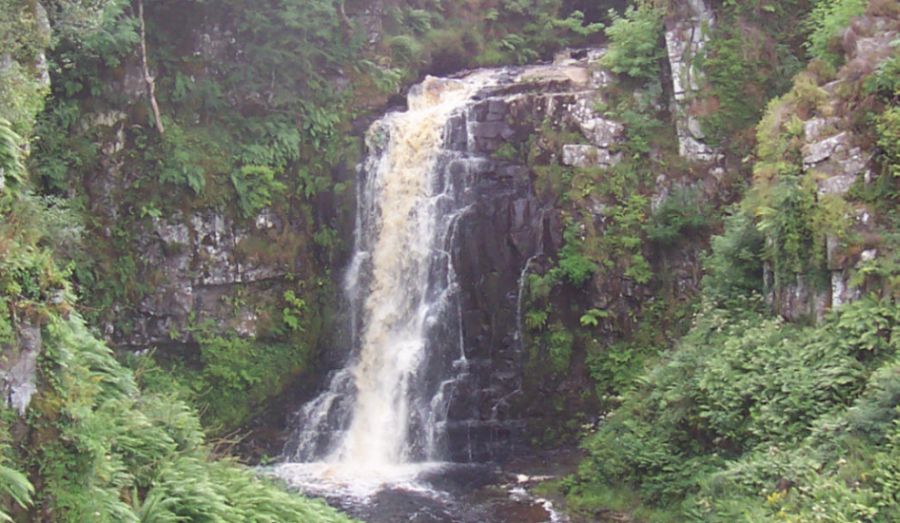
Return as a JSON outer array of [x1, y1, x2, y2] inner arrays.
[[137, 0, 165, 135]]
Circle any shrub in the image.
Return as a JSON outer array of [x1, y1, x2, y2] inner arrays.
[[574, 296, 899, 518], [876, 105, 900, 177], [193, 332, 311, 430], [601, 5, 664, 81], [806, 0, 867, 66], [646, 186, 712, 246], [558, 221, 597, 287], [0, 117, 25, 191], [230, 165, 285, 218], [388, 35, 425, 66], [546, 325, 574, 373], [32, 315, 353, 522]]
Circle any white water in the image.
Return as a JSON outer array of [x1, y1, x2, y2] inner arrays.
[[278, 71, 502, 492], [333, 74, 484, 467]]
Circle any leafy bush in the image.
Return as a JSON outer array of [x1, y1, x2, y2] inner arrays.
[[876, 105, 900, 178], [388, 35, 425, 66], [601, 5, 664, 81], [701, 209, 765, 303], [806, 0, 867, 66], [230, 165, 285, 218], [475, 2, 602, 65], [571, 296, 899, 519], [698, 1, 808, 150], [614, 92, 666, 156], [646, 186, 711, 246], [0, 118, 25, 191], [866, 54, 900, 99], [755, 175, 820, 280], [579, 308, 609, 327], [557, 221, 597, 287], [186, 331, 312, 430], [546, 325, 574, 373], [0, 423, 33, 523]]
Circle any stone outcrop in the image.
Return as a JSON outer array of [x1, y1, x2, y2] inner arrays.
[[439, 51, 621, 460], [1, 319, 41, 415], [664, 0, 719, 162], [110, 208, 305, 347], [67, 23, 326, 351], [428, 49, 726, 460], [768, 11, 898, 322]]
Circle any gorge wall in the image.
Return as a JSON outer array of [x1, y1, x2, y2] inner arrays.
[[16, 0, 895, 459]]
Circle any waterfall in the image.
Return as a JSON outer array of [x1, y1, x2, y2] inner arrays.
[[275, 51, 606, 498], [282, 72, 498, 470]]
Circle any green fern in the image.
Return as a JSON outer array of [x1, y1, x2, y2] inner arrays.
[[0, 118, 24, 190], [0, 463, 34, 521]]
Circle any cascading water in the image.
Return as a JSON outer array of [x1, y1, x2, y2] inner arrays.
[[278, 71, 501, 488]]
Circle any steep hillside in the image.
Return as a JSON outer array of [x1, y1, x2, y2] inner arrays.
[[559, 1, 899, 521]]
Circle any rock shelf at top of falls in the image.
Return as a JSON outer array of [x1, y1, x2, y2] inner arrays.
[[275, 49, 618, 507]]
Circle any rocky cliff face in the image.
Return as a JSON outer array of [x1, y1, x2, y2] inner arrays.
[[443, 58, 613, 459], [63, 23, 337, 356], [1, 319, 41, 416], [432, 46, 729, 460], [665, 0, 719, 162], [766, 10, 898, 322], [113, 208, 303, 347]]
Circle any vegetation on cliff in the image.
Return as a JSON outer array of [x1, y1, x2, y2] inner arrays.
[[1, 0, 356, 520], [1, 0, 897, 520], [556, 1, 900, 521]]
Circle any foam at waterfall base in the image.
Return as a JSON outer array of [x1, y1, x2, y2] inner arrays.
[[270, 461, 455, 500], [267, 459, 573, 523]]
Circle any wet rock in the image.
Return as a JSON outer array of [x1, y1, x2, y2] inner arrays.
[[472, 122, 514, 140], [445, 113, 468, 151], [1, 320, 41, 415], [486, 100, 507, 121]]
